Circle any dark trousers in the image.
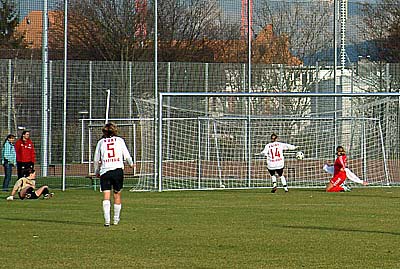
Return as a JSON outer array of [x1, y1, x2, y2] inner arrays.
[[17, 162, 34, 179], [2, 160, 13, 191]]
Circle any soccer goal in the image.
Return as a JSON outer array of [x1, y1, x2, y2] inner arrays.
[[81, 117, 154, 188], [131, 92, 399, 191]]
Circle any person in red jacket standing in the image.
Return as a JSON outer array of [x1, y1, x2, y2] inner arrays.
[[15, 130, 36, 179]]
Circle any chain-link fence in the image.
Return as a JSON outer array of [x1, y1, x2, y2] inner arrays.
[[0, 0, 399, 189]]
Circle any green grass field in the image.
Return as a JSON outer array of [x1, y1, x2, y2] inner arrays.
[[1, 188, 399, 268]]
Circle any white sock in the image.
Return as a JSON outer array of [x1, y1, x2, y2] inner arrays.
[[271, 176, 277, 187], [280, 176, 288, 191], [114, 204, 122, 223], [103, 200, 111, 225]]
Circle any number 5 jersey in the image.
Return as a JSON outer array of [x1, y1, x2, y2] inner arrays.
[[94, 136, 133, 176]]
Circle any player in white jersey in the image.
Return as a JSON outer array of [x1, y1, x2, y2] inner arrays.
[[94, 122, 134, 227], [260, 133, 297, 193]]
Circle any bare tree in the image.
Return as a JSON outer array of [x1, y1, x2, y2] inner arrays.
[[156, 0, 220, 41], [51, 0, 231, 62], [245, 1, 335, 120], [51, 0, 149, 61], [255, 0, 333, 64], [353, 1, 400, 158], [147, 0, 225, 62], [362, 0, 400, 62]]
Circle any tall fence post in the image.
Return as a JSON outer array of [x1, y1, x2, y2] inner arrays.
[[41, 0, 49, 177]]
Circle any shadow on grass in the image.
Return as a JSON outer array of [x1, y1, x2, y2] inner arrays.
[[280, 224, 400, 236], [0, 216, 99, 226], [300, 188, 400, 199], [342, 193, 400, 199]]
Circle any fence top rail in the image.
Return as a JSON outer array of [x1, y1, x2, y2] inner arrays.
[[84, 116, 380, 122], [196, 116, 380, 121], [159, 92, 400, 97], [83, 117, 153, 123]]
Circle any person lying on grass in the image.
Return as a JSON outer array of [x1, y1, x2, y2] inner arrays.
[[6, 168, 53, 201]]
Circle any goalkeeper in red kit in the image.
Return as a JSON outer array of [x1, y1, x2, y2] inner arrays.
[[326, 146, 348, 192]]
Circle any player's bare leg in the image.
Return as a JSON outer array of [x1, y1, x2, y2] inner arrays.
[[113, 191, 122, 225], [280, 176, 289, 192], [35, 185, 53, 199], [326, 182, 333, 192], [18, 186, 31, 199], [271, 176, 277, 193], [103, 191, 111, 227]]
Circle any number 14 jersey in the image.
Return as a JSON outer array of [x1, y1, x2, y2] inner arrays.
[[261, 142, 296, 170]]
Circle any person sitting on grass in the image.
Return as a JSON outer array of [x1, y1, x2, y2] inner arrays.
[[6, 168, 54, 201]]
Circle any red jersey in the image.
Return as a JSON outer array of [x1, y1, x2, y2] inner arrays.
[[334, 154, 346, 175], [15, 138, 36, 163]]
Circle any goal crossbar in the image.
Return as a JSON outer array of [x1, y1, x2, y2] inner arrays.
[[159, 92, 400, 98]]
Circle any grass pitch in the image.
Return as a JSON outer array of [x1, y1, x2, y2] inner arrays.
[[1, 187, 399, 268]]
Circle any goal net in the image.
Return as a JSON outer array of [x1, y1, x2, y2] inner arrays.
[[131, 93, 395, 191]]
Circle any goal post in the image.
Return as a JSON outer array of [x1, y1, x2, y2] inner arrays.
[[127, 92, 400, 191]]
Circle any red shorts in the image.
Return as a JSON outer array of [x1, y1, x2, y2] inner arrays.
[[330, 171, 346, 187]]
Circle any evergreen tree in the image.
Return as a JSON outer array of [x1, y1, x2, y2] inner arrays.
[[0, 0, 25, 48]]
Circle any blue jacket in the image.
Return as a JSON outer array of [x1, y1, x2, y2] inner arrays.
[[1, 141, 16, 165]]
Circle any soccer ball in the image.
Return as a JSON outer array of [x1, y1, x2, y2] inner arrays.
[[295, 151, 304, 160]]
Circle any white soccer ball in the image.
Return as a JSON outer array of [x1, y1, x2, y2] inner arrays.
[[220, 184, 225, 188], [295, 151, 304, 160]]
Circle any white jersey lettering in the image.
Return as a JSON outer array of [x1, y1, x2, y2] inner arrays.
[[94, 136, 133, 176], [261, 142, 296, 170]]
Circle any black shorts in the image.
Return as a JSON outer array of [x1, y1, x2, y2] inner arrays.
[[100, 168, 124, 192], [268, 168, 284, 177], [18, 187, 38, 200]]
